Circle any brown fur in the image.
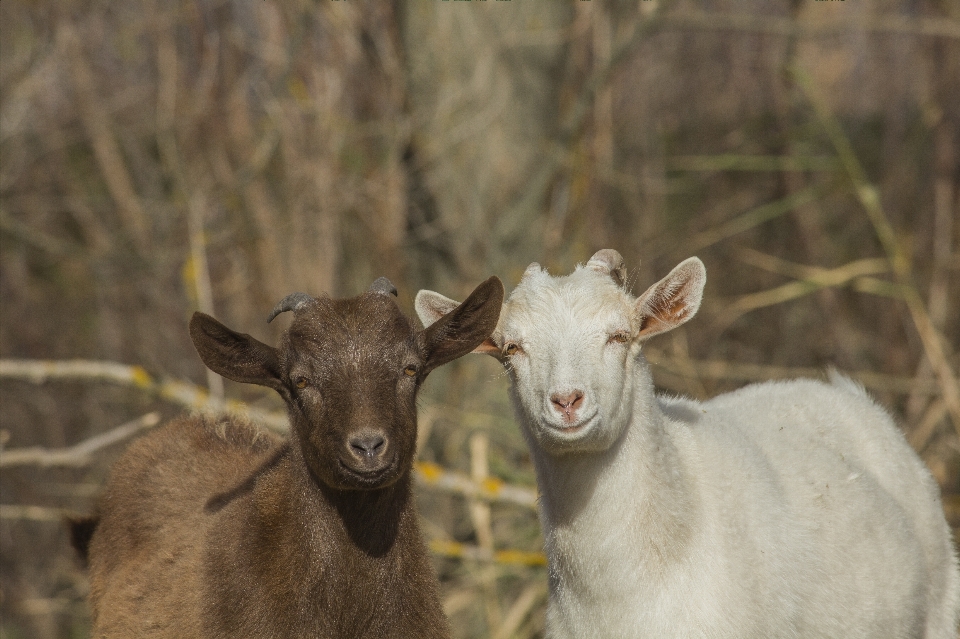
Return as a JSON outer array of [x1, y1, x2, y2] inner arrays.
[[76, 277, 503, 638]]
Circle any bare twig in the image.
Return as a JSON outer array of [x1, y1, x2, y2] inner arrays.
[[0, 358, 287, 431], [1, 412, 160, 468], [792, 66, 960, 437], [0, 505, 69, 522], [428, 539, 547, 567], [662, 11, 960, 40], [59, 24, 150, 252], [469, 432, 502, 630], [644, 350, 941, 397], [718, 254, 892, 327], [492, 581, 548, 639], [686, 182, 834, 254], [415, 461, 538, 510], [665, 155, 838, 172], [908, 400, 948, 453], [494, 0, 674, 260]]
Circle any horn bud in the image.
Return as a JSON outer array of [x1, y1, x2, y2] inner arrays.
[[267, 292, 315, 323], [369, 277, 398, 297], [587, 249, 626, 287]]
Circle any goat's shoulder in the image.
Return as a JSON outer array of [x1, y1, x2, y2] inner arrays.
[[95, 414, 283, 542]]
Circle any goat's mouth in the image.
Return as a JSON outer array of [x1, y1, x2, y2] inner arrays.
[[544, 411, 598, 436], [337, 456, 399, 488]]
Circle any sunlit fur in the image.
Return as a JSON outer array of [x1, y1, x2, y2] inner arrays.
[[419, 259, 960, 639], [75, 277, 504, 639]]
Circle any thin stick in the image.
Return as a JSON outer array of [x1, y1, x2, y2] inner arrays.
[[469, 432, 502, 630], [792, 66, 960, 437], [1, 413, 161, 468], [428, 539, 547, 567], [414, 461, 537, 510], [492, 582, 548, 639], [719, 255, 892, 327], [0, 359, 288, 432], [59, 25, 150, 252], [643, 350, 941, 397], [661, 11, 960, 40]]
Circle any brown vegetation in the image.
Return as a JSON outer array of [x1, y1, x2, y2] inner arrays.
[[1, 1, 957, 637]]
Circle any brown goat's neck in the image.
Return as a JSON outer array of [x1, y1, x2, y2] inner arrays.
[[313, 465, 413, 559], [281, 442, 414, 558]]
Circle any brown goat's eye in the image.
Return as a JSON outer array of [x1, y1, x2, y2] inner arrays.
[[295, 377, 310, 389], [609, 332, 629, 344], [504, 343, 519, 356], [403, 365, 418, 377]]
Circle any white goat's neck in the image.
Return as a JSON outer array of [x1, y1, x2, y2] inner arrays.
[[526, 358, 696, 602]]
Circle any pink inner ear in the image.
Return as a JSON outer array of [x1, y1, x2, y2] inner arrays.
[[639, 298, 688, 336], [637, 268, 701, 338]]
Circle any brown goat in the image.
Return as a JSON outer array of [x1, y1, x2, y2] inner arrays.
[[72, 276, 504, 638]]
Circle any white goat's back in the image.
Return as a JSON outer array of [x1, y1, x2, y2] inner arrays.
[[673, 377, 959, 638]]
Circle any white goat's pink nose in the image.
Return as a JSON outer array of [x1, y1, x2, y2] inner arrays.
[[550, 390, 584, 422]]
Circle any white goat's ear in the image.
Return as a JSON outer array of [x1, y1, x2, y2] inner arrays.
[[586, 249, 626, 287], [415, 289, 501, 355], [634, 257, 706, 339], [415, 290, 459, 328]]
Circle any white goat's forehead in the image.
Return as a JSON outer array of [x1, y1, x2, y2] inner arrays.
[[501, 266, 632, 335]]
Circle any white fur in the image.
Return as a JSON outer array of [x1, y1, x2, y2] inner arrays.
[[416, 255, 960, 639]]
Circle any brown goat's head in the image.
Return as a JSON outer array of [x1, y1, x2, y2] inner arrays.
[[189, 276, 503, 491]]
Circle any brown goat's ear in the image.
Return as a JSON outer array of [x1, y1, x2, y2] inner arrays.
[[189, 312, 283, 391], [421, 276, 504, 372]]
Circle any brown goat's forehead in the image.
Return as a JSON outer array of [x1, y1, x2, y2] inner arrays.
[[285, 293, 419, 362]]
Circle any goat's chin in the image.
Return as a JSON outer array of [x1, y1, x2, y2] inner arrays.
[[334, 456, 401, 490], [531, 413, 614, 455]]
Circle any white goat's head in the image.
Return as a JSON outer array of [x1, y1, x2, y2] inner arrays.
[[416, 250, 706, 455]]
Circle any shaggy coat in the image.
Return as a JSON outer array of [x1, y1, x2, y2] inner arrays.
[[74, 276, 504, 639], [417, 251, 960, 639]]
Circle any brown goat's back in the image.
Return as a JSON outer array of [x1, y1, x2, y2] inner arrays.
[[86, 414, 282, 637]]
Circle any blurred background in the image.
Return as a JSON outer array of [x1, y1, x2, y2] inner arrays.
[[1, 1, 958, 637]]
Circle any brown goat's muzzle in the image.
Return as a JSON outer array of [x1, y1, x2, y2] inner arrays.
[[337, 430, 400, 488]]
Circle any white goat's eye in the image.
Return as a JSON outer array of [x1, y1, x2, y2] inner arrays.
[[608, 332, 629, 344], [403, 365, 418, 377], [504, 343, 519, 356]]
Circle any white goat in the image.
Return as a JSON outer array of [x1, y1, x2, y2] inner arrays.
[[417, 249, 960, 639]]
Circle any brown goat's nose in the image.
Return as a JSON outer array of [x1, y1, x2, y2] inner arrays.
[[550, 390, 584, 422], [349, 433, 387, 459]]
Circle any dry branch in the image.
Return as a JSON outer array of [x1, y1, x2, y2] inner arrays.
[[429, 539, 546, 567], [792, 67, 960, 437], [686, 182, 834, 254], [644, 350, 941, 397], [720, 255, 893, 326], [1, 413, 160, 468], [491, 581, 548, 639], [662, 11, 960, 40], [0, 358, 288, 432], [665, 155, 838, 173], [59, 24, 150, 252]]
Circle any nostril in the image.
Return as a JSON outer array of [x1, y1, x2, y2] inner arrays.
[[550, 390, 584, 415], [349, 433, 387, 459]]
